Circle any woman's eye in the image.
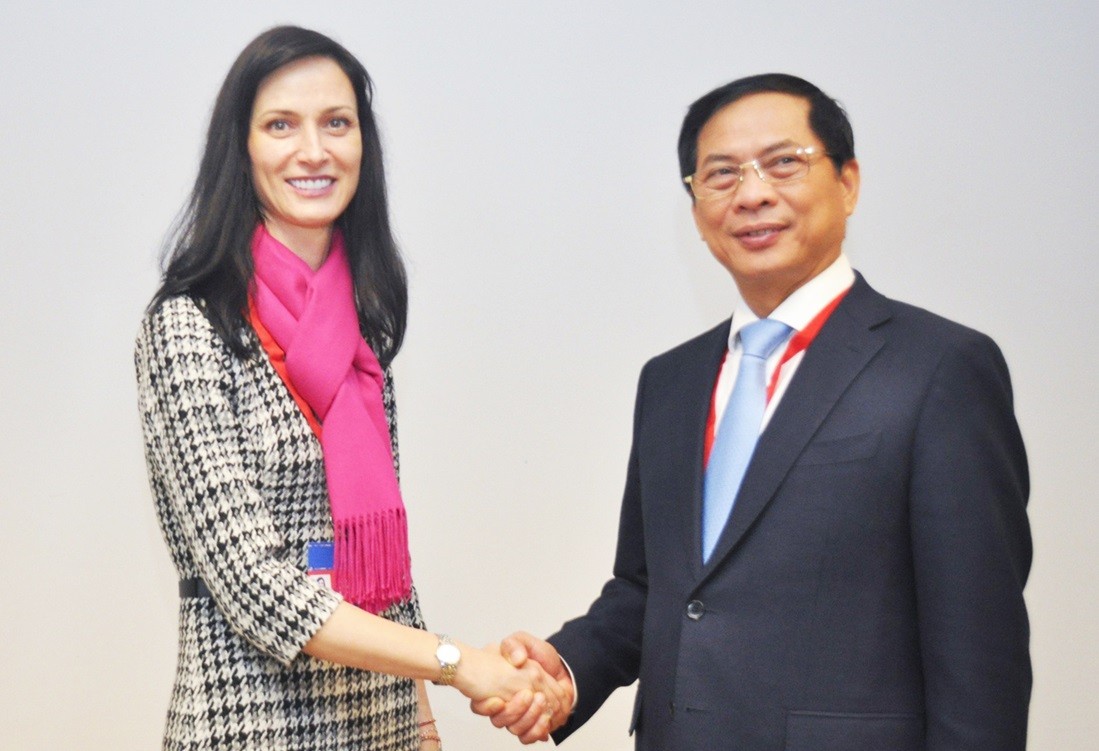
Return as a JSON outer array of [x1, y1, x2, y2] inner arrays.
[[266, 119, 291, 132], [327, 116, 353, 130]]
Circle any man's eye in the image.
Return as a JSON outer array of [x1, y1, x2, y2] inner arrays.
[[769, 155, 799, 167], [703, 167, 740, 186], [763, 153, 806, 178]]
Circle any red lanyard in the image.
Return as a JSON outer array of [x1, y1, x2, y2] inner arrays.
[[704, 288, 849, 466], [764, 289, 848, 404]]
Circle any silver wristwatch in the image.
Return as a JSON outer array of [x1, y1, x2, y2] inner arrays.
[[433, 634, 461, 686]]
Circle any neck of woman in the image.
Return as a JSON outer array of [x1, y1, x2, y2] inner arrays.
[[264, 220, 333, 271]]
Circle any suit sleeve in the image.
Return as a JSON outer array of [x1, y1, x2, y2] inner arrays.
[[909, 332, 1031, 749], [548, 363, 651, 741]]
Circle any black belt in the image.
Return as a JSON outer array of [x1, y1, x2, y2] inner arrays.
[[179, 578, 213, 598]]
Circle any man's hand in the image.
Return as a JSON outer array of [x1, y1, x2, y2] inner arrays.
[[470, 632, 574, 744]]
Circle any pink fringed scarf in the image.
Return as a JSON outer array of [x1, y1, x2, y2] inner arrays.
[[251, 224, 411, 614]]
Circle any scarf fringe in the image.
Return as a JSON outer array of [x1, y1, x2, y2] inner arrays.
[[332, 509, 412, 614]]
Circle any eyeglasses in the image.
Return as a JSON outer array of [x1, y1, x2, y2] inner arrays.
[[684, 145, 829, 201]]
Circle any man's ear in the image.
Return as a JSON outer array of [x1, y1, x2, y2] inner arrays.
[[840, 158, 860, 216]]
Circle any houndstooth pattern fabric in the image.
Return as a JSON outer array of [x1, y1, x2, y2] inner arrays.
[[136, 295, 424, 751]]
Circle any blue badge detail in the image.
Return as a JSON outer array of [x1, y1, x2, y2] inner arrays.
[[308, 541, 335, 570], [307, 542, 335, 589]]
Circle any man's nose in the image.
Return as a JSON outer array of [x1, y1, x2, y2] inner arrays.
[[733, 164, 775, 209]]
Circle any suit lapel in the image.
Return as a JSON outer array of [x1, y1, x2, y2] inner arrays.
[[647, 321, 730, 581], [699, 276, 892, 578]]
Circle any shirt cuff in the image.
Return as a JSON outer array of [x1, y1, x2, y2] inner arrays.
[[559, 654, 579, 710]]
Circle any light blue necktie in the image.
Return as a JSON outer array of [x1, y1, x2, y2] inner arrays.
[[702, 318, 792, 562]]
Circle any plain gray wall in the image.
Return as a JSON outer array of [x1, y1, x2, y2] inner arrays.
[[2, 1, 1096, 748]]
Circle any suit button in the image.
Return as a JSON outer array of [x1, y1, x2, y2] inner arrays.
[[686, 600, 704, 620]]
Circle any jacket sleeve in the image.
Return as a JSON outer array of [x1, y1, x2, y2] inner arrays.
[[909, 332, 1032, 749], [135, 298, 342, 665], [549, 363, 650, 741]]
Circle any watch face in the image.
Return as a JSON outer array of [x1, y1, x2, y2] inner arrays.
[[437, 644, 461, 665]]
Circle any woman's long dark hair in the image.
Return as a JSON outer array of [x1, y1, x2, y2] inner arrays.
[[151, 25, 407, 365]]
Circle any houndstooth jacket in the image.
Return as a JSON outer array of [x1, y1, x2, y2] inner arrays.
[[136, 295, 425, 751]]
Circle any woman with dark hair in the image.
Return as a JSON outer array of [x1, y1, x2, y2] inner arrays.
[[136, 26, 564, 750]]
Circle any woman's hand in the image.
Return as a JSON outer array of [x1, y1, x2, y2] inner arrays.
[[450, 641, 569, 736], [415, 681, 441, 750], [470, 633, 575, 744]]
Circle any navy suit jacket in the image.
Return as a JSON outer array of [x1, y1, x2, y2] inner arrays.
[[549, 275, 1031, 750]]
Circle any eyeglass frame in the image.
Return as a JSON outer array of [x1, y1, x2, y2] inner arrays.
[[683, 144, 830, 201]]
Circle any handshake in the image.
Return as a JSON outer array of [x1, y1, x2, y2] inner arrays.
[[452, 632, 574, 744]]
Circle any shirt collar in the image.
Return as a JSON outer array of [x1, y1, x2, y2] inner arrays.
[[728, 254, 856, 349]]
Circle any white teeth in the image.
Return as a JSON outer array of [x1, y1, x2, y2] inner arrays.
[[289, 178, 333, 190]]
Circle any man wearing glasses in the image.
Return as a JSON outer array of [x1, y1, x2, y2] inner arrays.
[[480, 74, 1031, 750]]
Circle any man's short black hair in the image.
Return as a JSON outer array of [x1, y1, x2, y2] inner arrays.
[[677, 73, 855, 195]]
